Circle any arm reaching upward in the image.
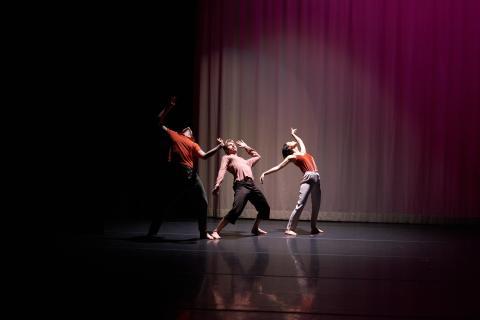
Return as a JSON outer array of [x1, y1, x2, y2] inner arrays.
[[291, 128, 306, 153], [260, 155, 296, 183], [157, 96, 176, 131]]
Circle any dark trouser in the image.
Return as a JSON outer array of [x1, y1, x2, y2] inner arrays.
[[148, 165, 208, 236], [225, 177, 270, 224]]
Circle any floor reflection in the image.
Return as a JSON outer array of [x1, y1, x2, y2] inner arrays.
[[200, 237, 284, 311], [285, 237, 319, 313]]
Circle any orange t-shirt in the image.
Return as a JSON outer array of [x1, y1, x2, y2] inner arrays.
[[166, 129, 201, 169], [293, 153, 318, 173]]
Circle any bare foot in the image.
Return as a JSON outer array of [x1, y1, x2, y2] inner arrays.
[[200, 232, 214, 240], [211, 231, 221, 239], [311, 227, 324, 234], [252, 228, 268, 235], [285, 230, 297, 236]]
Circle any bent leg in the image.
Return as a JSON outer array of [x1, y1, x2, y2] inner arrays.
[[248, 184, 270, 235], [225, 183, 250, 224]]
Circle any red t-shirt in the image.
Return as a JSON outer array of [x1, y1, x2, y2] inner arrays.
[[166, 129, 201, 169], [293, 153, 318, 173]]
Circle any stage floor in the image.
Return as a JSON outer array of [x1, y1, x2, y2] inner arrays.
[[58, 218, 479, 319]]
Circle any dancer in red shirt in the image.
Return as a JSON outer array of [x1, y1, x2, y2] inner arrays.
[[261, 129, 323, 236]]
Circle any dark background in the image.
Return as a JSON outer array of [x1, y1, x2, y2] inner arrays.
[[64, 1, 201, 234], [110, 1, 199, 222]]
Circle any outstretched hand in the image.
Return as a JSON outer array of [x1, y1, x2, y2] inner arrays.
[[217, 138, 225, 147], [291, 128, 297, 135], [236, 139, 248, 148], [260, 173, 265, 184]]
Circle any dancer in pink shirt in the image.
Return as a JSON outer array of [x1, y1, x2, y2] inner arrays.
[[211, 139, 270, 239]]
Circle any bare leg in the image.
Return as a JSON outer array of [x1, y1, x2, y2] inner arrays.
[[212, 217, 229, 239]]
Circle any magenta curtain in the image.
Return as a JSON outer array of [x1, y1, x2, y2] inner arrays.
[[196, 0, 480, 223]]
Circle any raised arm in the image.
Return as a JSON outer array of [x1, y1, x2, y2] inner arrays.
[[236, 140, 261, 166], [157, 96, 176, 131], [291, 128, 306, 153], [197, 138, 224, 159], [260, 155, 296, 183]]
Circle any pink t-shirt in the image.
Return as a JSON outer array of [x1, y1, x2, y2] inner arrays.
[[215, 147, 261, 186]]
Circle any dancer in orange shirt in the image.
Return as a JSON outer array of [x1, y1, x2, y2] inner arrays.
[[147, 96, 223, 240]]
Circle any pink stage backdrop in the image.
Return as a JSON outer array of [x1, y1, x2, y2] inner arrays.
[[195, 0, 480, 223]]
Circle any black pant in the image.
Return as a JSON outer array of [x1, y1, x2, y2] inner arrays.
[[225, 177, 270, 224], [148, 165, 208, 236]]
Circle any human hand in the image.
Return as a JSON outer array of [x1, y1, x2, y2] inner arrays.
[[236, 139, 247, 148], [291, 128, 297, 135], [217, 138, 224, 147], [212, 185, 220, 195], [260, 173, 265, 184]]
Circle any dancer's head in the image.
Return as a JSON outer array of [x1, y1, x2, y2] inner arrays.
[[181, 127, 193, 138], [223, 139, 237, 154], [282, 141, 297, 158]]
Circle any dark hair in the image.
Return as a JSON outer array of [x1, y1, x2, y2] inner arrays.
[[282, 143, 294, 158]]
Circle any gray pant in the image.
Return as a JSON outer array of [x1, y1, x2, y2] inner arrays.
[[286, 171, 321, 231]]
